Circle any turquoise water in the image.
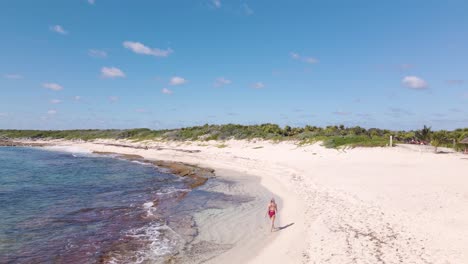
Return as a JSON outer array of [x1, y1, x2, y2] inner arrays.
[[0, 147, 223, 263]]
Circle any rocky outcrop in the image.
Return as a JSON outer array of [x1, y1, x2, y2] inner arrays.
[[92, 151, 215, 189], [0, 139, 49, 147]]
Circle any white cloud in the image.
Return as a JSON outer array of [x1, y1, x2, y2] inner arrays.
[[162, 88, 173, 94], [242, 4, 254, 15], [135, 108, 147, 113], [123, 41, 173, 57], [3, 74, 23, 79], [0, 113, 7, 117], [214, 77, 231, 87], [43, 82, 63, 91], [251, 82, 265, 89], [50, 99, 62, 104], [109, 96, 119, 102], [50, 25, 68, 35], [74, 96, 81, 101], [402, 76, 428, 90], [212, 0, 221, 8], [47, 109, 57, 115], [169, 76, 187, 86], [290, 52, 300, 59], [88, 0, 95, 4], [88, 49, 107, 58], [101, 67, 125, 78], [290, 52, 318, 64]]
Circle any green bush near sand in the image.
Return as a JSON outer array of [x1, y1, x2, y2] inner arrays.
[[321, 136, 389, 148], [1, 124, 467, 150]]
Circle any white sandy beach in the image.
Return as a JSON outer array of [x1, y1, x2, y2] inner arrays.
[[24, 139, 468, 263]]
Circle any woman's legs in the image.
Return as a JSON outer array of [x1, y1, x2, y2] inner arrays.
[[270, 214, 276, 232]]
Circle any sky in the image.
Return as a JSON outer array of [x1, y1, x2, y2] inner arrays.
[[0, 0, 467, 130]]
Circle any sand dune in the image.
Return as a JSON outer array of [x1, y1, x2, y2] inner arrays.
[[21, 139, 468, 263]]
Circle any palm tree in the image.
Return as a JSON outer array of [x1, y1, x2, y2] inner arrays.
[[415, 125, 432, 143]]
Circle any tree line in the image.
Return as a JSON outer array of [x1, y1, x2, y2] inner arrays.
[[0, 124, 467, 150]]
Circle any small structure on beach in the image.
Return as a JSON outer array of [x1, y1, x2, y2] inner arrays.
[[461, 137, 468, 154]]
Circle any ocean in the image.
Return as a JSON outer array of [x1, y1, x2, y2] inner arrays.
[[0, 147, 252, 263]]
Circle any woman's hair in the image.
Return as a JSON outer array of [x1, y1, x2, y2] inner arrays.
[[270, 198, 275, 203]]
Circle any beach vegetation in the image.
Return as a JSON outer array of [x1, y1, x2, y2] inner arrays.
[[415, 125, 432, 142], [321, 135, 389, 148], [1, 125, 467, 151], [431, 131, 448, 153]]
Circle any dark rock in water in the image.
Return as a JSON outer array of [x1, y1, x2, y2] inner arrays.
[[93, 151, 145, 160], [0, 139, 49, 147], [152, 198, 159, 207], [149, 160, 214, 189], [92, 151, 215, 189]]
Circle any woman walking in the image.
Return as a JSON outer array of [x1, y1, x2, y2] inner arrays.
[[266, 198, 278, 232]]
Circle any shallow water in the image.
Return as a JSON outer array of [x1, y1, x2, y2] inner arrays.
[[0, 147, 251, 263]]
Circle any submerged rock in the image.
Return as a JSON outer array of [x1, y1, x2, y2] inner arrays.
[[0, 139, 49, 147], [92, 151, 215, 189]]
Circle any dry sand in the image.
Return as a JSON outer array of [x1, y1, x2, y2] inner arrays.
[[21, 139, 468, 263]]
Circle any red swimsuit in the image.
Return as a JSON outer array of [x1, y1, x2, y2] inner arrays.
[[268, 210, 275, 218]]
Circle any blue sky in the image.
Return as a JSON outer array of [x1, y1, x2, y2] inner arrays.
[[0, 0, 467, 130]]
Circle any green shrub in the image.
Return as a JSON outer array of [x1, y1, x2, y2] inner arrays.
[[1, 125, 466, 150]]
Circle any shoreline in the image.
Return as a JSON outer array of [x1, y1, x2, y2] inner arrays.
[[2, 139, 298, 263], [3, 138, 468, 263], [90, 149, 280, 263]]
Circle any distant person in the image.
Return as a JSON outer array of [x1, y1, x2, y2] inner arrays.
[[266, 198, 278, 232]]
